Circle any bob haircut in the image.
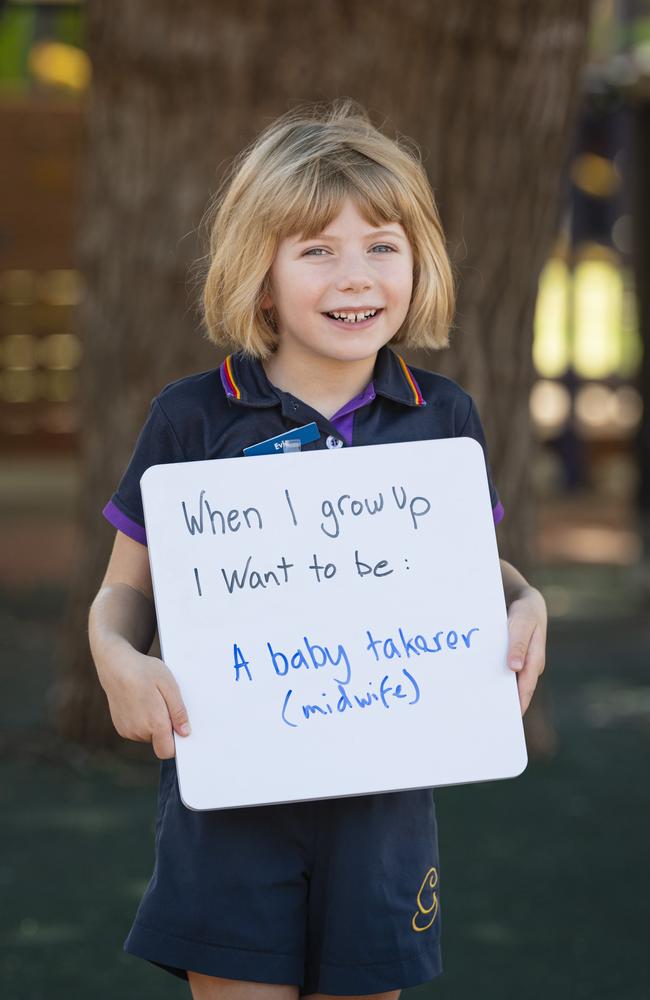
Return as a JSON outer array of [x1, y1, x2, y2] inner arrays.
[[198, 98, 455, 359]]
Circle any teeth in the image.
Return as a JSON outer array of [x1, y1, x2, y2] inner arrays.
[[329, 309, 378, 323]]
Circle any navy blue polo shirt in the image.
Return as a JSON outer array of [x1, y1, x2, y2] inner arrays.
[[103, 345, 504, 543]]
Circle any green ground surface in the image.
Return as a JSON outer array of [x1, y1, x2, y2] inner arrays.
[[1, 567, 649, 1000]]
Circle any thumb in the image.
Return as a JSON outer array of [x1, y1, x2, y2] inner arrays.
[[156, 666, 191, 737]]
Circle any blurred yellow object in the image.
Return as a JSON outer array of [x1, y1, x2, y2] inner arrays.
[[37, 270, 84, 307], [570, 152, 620, 199], [2, 333, 36, 371], [38, 333, 82, 371], [574, 259, 621, 378], [534, 254, 641, 382], [612, 385, 643, 432], [0, 369, 39, 403], [575, 383, 614, 429], [28, 41, 91, 92], [42, 369, 75, 402], [534, 259, 570, 377], [530, 380, 572, 439]]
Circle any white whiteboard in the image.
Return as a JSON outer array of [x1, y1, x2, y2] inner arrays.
[[141, 438, 527, 811]]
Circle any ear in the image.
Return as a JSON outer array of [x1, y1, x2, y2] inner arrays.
[[260, 290, 273, 310]]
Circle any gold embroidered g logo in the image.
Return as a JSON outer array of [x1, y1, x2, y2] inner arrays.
[[411, 866, 439, 932]]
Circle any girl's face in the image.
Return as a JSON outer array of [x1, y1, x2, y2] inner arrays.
[[261, 196, 414, 368]]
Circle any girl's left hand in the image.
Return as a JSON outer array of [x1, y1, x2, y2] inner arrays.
[[506, 586, 548, 715]]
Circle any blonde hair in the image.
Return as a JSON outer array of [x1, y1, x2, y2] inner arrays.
[[197, 98, 454, 359]]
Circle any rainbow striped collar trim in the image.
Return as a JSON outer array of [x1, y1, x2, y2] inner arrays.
[[395, 353, 425, 406], [220, 348, 425, 409], [221, 354, 242, 400]]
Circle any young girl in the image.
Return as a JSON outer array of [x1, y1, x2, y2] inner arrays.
[[89, 98, 547, 1000]]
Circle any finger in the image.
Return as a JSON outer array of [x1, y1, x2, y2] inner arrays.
[[522, 623, 546, 680], [517, 626, 546, 714], [518, 676, 536, 715], [155, 666, 192, 737], [108, 705, 148, 744], [507, 612, 536, 672], [151, 721, 176, 760]]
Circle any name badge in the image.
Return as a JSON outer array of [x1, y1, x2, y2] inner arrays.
[[243, 422, 320, 457]]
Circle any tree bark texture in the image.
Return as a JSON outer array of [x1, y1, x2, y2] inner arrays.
[[56, 0, 591, 747]]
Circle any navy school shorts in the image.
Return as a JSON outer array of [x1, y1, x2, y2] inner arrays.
[[124, 758, 442, 996]]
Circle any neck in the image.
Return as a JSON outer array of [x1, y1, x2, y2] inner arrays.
[[263, 347, 378, 419]]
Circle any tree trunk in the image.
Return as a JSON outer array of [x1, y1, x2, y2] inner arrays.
[[55, 0, 591, 749]]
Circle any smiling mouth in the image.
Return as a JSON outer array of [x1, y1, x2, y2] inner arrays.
[[323, 308, 383, 325]]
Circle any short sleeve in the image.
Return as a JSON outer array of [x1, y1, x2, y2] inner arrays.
[[102, 398, 186, 546], [458, 395, 505, 526]]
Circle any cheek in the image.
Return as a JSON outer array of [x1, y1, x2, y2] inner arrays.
[[283, 288, 315, 317], [293, 276, 324, 310], [392, 265, 414, 302]]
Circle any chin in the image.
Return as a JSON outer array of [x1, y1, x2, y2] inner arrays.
[[319, 345, 381, 365], [319, 334, 390, 363]]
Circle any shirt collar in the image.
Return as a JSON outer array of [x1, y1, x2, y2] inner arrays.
[[220, 345, 425, 409], [372, 346, 426, 407]]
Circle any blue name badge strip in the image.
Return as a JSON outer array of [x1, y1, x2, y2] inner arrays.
[[243, 421, 320, 457]]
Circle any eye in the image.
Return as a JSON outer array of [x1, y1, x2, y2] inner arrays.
[[303, 244, 396, 256]]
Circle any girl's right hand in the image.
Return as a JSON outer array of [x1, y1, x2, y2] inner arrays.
[[98, 642, 191, 759], [89, 531, 190, 760]]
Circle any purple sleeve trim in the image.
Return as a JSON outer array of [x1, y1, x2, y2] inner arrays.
[[493, 501, 505, 526], [102, 499, 148, 546]]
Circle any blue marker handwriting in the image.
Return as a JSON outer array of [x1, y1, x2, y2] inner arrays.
[[365, 626, 479, 663], [267, 636, 351, 685], [280, 668, 420, 728], [229, 624, 479, 729], [230, 626, 479, 684]]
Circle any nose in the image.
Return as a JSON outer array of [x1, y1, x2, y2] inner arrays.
[[334, 250, 374, 293]]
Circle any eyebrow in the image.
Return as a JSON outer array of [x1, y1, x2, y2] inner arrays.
[[295, 228, 405, 243]]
